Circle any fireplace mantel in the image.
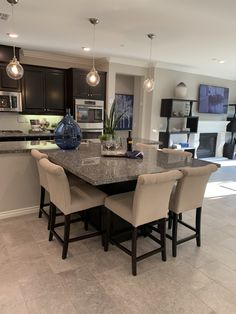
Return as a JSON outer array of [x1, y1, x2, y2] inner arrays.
[[198, 121, 230, 133]]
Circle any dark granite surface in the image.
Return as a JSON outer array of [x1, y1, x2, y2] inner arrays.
[[47, 143, 215, 186]]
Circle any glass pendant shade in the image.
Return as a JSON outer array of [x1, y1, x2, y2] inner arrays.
[[54, 109, 81, 150], [6, 56, 24, 80], [143, 78, 154, 92], [86, 66, 100, 87]]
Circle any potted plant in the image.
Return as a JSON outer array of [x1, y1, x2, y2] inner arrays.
[[99, 99, 126, 140]]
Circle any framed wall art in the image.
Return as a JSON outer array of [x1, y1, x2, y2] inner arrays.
[[115, 94, 134, 130]]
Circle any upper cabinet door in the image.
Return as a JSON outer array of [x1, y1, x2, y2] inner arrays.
[[73, 69, 90, 99], [0, 64, 21, 92], [45, 69, 65, 113], [22, 65, 66, 115], [22, 66, 45, 113], [72, 69, 106, 100]]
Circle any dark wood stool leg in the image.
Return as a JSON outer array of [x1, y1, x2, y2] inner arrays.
[[172, 212, 178, 257], [179, 213, 183, 221], [132, 227, 138, 276], [84, 209, 89, 231], [39, 186, 45, 218], [49, 203, 56, 241], [160, 218, 167, 262], [168, 211, 172, 229], [104, 208, 111, 252], [101, 206, 105, 247], [196, 207, 202, 247], [62, 214, 71, 259], [47, 200, 51, 230]]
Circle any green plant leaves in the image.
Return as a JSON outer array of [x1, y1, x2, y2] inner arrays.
[[104, 99, 127, 135]]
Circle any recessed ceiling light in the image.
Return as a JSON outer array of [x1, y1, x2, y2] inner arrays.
[[7, 32, 19, 38], [82, 47, 91, 52], [212, 58, 226, 64]]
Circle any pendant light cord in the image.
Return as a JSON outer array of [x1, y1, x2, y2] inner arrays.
[[11, 3, 16, 58], [92, 23, 95, 69], [148, 37, 153, 77]]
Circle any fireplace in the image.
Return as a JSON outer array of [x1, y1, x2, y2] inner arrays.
[[189, 121, 230, 158], [197, 133, 217, 158]]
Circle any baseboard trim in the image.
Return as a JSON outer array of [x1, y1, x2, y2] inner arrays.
[[0, 206, 38, 220]]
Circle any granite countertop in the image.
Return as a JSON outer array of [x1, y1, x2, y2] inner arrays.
[[0, 140, 58, 153], [47, 142, 214, 186]]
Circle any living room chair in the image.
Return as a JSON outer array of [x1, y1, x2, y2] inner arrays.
[[39, 158, 107, 259], [104, 170, 183, 276], [168, 163, 218, 257]]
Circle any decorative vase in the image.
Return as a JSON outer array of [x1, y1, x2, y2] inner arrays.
[[54, 109, 81, 150], [175, 82, 187, 98]]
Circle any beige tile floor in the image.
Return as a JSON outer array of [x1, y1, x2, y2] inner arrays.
[[0, 160, 236, 313]]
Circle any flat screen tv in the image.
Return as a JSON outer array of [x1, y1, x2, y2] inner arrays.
[[198, 84, 229, 114]]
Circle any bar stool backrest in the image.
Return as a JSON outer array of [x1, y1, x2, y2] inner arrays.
[[31, 149, 49, 190], [132, 170, 183, 227], [39, 158, 71, 214], [169, 164, 218, 213]]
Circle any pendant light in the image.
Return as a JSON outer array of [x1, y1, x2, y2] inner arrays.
[[143, 33, 155, 92], [6, 0, 24, 80], [86, 18, 100, 87]]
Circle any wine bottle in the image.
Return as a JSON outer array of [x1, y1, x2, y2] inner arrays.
[[127, 131, 133, 152]]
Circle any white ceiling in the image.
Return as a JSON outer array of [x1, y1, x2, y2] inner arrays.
[[0, 0, 236, 80]]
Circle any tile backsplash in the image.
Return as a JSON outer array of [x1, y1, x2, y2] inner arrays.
[[0, 113, 63, 133]]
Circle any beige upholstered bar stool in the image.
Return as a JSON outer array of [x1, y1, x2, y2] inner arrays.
[[31, 149, 86, 230], [168, 164, 218, 257], [39, 158, 107, 259], [31, 149, 50, 220], [160, 148, 193, 225], [104, 170, 183, 276]]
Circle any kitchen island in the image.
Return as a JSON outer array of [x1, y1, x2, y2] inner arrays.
[[0, 140, 57, 219], [0, 139, 219, 220]]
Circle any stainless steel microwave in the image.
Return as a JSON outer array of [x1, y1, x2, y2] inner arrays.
[[0, 91, 22, 112]]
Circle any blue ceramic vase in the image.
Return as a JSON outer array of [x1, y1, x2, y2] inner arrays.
[[54, 109, 81, 150]]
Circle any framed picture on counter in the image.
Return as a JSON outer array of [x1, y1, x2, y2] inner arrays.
[[115, 94, 133, 130]]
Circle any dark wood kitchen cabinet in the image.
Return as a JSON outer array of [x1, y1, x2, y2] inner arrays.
[[22, 65, 66, 115], [0, 64, 21, 92], [67, 68, 106, 99]]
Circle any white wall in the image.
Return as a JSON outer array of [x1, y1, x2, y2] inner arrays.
[[115, 74, 134, 95], [0, 153, 45, 218]]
